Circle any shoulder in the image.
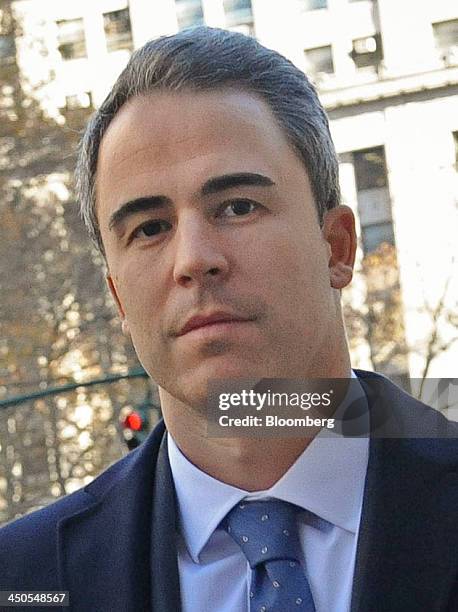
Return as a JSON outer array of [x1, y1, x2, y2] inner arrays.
[[355, 369, 458, 465], [0, 486, 95, 589], [0, 451, 129, 538], [0, 421, 165, 589]]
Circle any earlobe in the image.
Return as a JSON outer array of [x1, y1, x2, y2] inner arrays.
[[106, 275, 130, 336], [330, 262, 353, 289], [322, 206, 357, 290]]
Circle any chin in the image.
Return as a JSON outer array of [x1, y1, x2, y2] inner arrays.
[[199, 359, 265, 382], [163, 366, 251, 409]]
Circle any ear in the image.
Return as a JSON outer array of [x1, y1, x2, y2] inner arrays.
[[322, 205, 357, 290], [106, 275, 130, 336]]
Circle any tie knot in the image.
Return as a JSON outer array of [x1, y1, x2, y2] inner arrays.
[[222, 499, 303, 568]]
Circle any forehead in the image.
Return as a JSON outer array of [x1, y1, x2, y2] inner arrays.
[[100, 87, 286, 153], [97, 89, 295, 183]]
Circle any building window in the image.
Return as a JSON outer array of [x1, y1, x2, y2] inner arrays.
[[175, 0, 204, 30], [354, 147, 387, 190], [350, 35, 383, 71], [304, 45, 334, 79], [360, 223, 395, 255], [433, 19, 458, 64], [56, 18, 87, 60], [224, 0, 254, 33], [353, 147, 394, 254], [104, 9, 133, 52], [347, 146, 407, 379], [299, 0, 327, 11]]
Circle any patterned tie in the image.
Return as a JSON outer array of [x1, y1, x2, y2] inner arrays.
[[222, 499, 316, 612]]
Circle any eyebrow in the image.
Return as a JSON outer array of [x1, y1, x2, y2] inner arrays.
[[200, 172, 275, 196], [108, 195, 171, 232], [108, 172, 275, 233]]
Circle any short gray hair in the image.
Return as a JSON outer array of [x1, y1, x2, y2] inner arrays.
[[76, 26, 340, 257]]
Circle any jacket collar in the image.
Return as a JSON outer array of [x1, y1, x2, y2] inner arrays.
[[350, 371, 458, 612], [57, 418, 178, 612], [150, 429, 182, 612]]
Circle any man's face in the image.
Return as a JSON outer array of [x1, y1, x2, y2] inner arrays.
[[97, 89, 348, 409]]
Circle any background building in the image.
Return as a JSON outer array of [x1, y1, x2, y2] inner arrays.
[[11, 0, 457, 385], [1, 0, 457, 522]]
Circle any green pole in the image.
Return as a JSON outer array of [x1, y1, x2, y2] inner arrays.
[[0, 367, 148, 409]]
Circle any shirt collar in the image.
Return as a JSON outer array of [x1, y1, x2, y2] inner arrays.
[[167, 370, 369, 563]]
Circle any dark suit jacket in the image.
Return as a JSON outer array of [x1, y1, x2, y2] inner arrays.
[[1, 370, 457, 611]]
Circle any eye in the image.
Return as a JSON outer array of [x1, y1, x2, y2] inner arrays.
[[221, 199, 259, 217], [129, 219, 171, 242]]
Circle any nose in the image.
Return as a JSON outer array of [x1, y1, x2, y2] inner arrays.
[[172, 214, 229, 287]]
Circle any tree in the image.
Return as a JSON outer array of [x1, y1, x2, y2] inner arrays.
[[344, 242, 458, 401], [343, 242, 409, 384], [0, 0, 150, 524]]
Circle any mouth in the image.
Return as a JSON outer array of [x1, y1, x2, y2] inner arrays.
[[177, 312, 254, 337]]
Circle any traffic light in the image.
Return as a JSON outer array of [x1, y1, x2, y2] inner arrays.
[[121, 404, 150, 450]]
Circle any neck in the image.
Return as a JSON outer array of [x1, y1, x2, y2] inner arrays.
[[168, 422, 318, 492], [159, 344, 352, 492]]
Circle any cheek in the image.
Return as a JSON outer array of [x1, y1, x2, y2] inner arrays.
[[252, 236, 332, 337], [248, 228, 329, 296], [113, 262, 164, 336]]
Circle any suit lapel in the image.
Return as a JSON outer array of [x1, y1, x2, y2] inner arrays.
[[150, 430, 182, 612], [351, 374, 458, 612], [58, 420, 179, 612]]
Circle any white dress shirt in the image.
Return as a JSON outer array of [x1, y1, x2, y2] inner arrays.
[[167, 371, 369, 612]]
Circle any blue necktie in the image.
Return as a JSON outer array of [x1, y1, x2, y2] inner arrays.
[[222, 499, 316, 611]]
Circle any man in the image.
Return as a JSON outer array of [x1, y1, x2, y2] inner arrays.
[[1, 27, 457, 612]]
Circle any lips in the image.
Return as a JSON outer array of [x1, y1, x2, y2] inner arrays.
[[177, 312, 252, 336]]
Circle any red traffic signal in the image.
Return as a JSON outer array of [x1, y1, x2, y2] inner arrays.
[[121, 405, 151, 450], [123, 412, 144, 431]]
